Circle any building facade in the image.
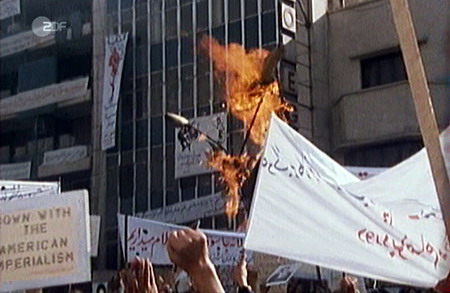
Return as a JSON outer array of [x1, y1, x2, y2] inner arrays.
[[0, 0, 93, 191]]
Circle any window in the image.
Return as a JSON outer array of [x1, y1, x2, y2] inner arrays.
[[361, 52, 407, 89]]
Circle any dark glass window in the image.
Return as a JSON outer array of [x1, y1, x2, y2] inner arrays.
[[197, 73, 210, 105], [181, 4, 193, 34], [166, 68, 179, 113], [181, 36, 194, 64], [181, 177, 196, 201], [151, 72, 163, 115], [212, 0, 224, 27], [150, 116, 163, 146], [361, 52, 407, 89], [196, 1, 208, 31], [121, 121, 133, 151], [150, 43, 163, 72], [181, 76, 194, 109], [165, 117, 176, 144], [166, 8, 177, 39], [119, 164, 134, 199], [262, 0, 275, 11], [121, 0, 132, 9], [136, 119, 148, 149], [136, 17, 148, 46], [107, 0, 118, 13], [262, 12, 276, 45], [136, 89, 148, 119], [165, 39, 179, 68], [245, 0, 257, 16], [135, 162, 148, 213], [150, 148, 163, 209], [136, 45, 148, 75], [106, 167, 119, 227], [198, 174, 211, 197], [150, 13, 162, 44], [228, 0, 241, 22], [245, 16, 258, 48], [228, 21, 242, 44], [212, 26, 225, 43]]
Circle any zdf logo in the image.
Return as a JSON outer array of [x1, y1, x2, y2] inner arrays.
[[32, 16, 67, 37]]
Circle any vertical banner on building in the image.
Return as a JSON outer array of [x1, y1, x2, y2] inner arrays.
[[174, 112, 227, 178], [101, 33, 128, 150], [0, 0, 21, 20], [0, 190, 91, 292]]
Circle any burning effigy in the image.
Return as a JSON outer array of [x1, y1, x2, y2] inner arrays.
[[199, 36, 293, 218]]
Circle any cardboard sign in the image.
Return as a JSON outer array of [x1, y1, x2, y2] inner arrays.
[[0, 190, 91, 291]]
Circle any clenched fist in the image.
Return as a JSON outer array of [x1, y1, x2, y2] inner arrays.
[[166, 228, 210, 275], [166, 228, 224, 293]]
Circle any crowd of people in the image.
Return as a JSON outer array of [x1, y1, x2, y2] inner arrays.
[[102, 227, 448, 293]]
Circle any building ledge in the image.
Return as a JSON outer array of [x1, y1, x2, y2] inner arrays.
[[0, 77, 90, 120], [38, 156, 91, 178]]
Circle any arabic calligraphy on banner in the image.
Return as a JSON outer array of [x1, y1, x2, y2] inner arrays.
[[0, 180, 59, 203], [101, 33, 128, 150], [118, 215, 250, 266], [245, 114, 450, 287], [42, 146, 88, 166], [135, 192, 225, 224]]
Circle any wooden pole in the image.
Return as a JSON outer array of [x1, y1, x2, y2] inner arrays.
[[389, 0, 450, 238]]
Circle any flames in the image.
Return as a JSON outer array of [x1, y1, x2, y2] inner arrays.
[[200, 36, 292, 218]]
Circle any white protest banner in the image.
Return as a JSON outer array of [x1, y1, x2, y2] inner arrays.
[[101, 33, 128, 150], [0, 180, 59, 203], [90, 216, 101, 257], [245, 114, 450, 287], [0, 0, 20, 20], [136, 192, 225, 224], [0, 190, 91, 292], [345, 166, 387, 180], [0, 162, 31, 180], [42, 145, 88, 166], [118, 215, 249, 266], [175, 112, 227, 178]]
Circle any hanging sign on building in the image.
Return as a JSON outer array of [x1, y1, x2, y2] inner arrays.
[[174, 112, 227, 178], [0, 27, 54, 58], [0, 190, 91, 292], [42, 145, 88, 166], [0, 0, 20, 20], [136, 192, 225, 224], [101, 32, 129, 150], [118, 215, 249, 266], [0, 180, 59, 202], [0, 161, 31, 180]]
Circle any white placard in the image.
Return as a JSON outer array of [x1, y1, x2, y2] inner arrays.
[[136, 192, 225, 224], [118, 215, 250, 266], [0, 190, 91, 292], [266, 264, 299, 287], [0, 180, 59, 202], [101, 33, 129, 150], [0, 0, 20, 20], [42, 146, 88, 166], [0, 162, 31, 180], [0, 77, 89, 117], [245, 114, 450, 287], [175, 112, 227, 178]]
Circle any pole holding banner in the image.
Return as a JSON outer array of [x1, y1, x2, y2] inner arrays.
[[388, 0, 450, 239]]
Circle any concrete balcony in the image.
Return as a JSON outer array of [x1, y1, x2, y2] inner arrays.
[[333, 81, 449, 149], [0, 77, 90, 120]]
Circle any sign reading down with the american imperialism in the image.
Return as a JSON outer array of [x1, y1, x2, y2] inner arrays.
[[0, 190, 91, 292]]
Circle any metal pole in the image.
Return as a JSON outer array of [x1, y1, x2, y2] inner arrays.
[[389, 0, 450, 238]]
